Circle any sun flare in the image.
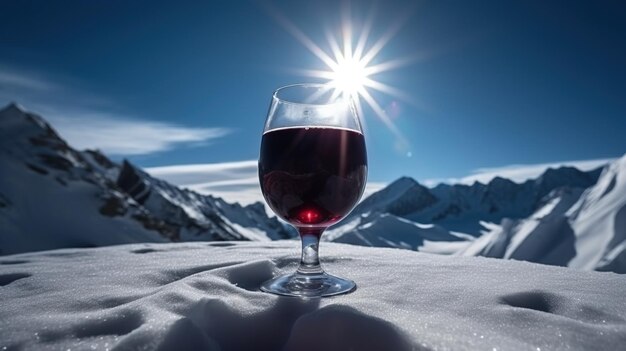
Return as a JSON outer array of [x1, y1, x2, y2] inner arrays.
[[267, 3, 417, 150], [330, 54, 368, 98]]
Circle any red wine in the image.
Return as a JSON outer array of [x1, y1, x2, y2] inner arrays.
[[259, 127, 367, 230]]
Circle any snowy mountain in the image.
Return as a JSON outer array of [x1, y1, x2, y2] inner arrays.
[[114, 160, 291, 242], [0, 103, 291, 255], [2, 102, 623, 273], [1, 242, 625, 350], [328, 155, 626, 273], [342, 167, 601, 236], [459, 155, 626, 273], [325, 212, 473, 254]]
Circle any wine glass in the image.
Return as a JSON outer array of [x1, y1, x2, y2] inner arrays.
[[258, 83, 367, 297]]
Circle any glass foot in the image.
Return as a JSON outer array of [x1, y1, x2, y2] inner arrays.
[[261, 272, 356, 297]]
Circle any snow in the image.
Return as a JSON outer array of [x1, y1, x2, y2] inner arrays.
[[335, 164, 602, 243], [116, 161, 293, 242], [2, 101, 626, 348], [568, 156, 626, 271], [0, 104, 167, 254], [326, 212, 472, 253], [458, 156, 626, 273], [0, 242, 625, 350], [3, 102, 624, 274], [0, 103, 292, 254], [326, 155, 626, 274]]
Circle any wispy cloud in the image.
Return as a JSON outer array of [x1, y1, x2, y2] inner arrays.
[[47, 111, 230, 155], [0, 64, 231, 155], [146, 160, 386, 206], [0, 70, 59, 91], [422, 157, 616, 187]]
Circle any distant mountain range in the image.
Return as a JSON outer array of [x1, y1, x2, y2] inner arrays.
[[325, 152, 626, 273], [0, 103, 292, 255], [1, 103, 624, 273]]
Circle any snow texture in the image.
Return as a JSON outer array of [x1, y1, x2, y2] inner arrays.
[[1, 242, 625, 350]]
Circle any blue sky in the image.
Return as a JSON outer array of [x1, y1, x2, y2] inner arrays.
[[1, 0, 625, 203]]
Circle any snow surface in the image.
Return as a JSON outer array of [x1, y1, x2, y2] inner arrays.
[[1, 242, 625, 350]]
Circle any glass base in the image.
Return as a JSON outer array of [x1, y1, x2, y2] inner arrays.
[[261, 272, 356, 297]]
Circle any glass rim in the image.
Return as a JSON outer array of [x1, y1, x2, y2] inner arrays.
[[272, 83, 354, 107]]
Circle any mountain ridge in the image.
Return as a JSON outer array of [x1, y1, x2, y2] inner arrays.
[[343, 163, 602, 236], [0, 103, 292, 255], [2, 102, 624, 273], [328, 152, 626, 273]]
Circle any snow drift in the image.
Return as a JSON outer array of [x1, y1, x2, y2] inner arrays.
[[0, 242, 625, 350]]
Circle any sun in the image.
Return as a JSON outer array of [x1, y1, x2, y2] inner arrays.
[[267, 2, 418, 150], [330, 54, 368, 98]]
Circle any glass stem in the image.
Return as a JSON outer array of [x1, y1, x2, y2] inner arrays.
[[297, 229, 325, 276]]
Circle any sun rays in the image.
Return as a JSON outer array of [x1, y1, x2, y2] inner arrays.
[[266, 1, 417, 151]]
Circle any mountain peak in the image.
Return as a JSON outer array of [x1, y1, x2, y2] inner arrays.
[[0, 102, 30, 124], [540, 166, 581, 178], [488, 176, 516, 186], [348, 176, 437, 218], [388, 176, 420, 190], [0, 102, 25, 114], [532, 166, 598, 192], [0, 102, 56, 137]]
